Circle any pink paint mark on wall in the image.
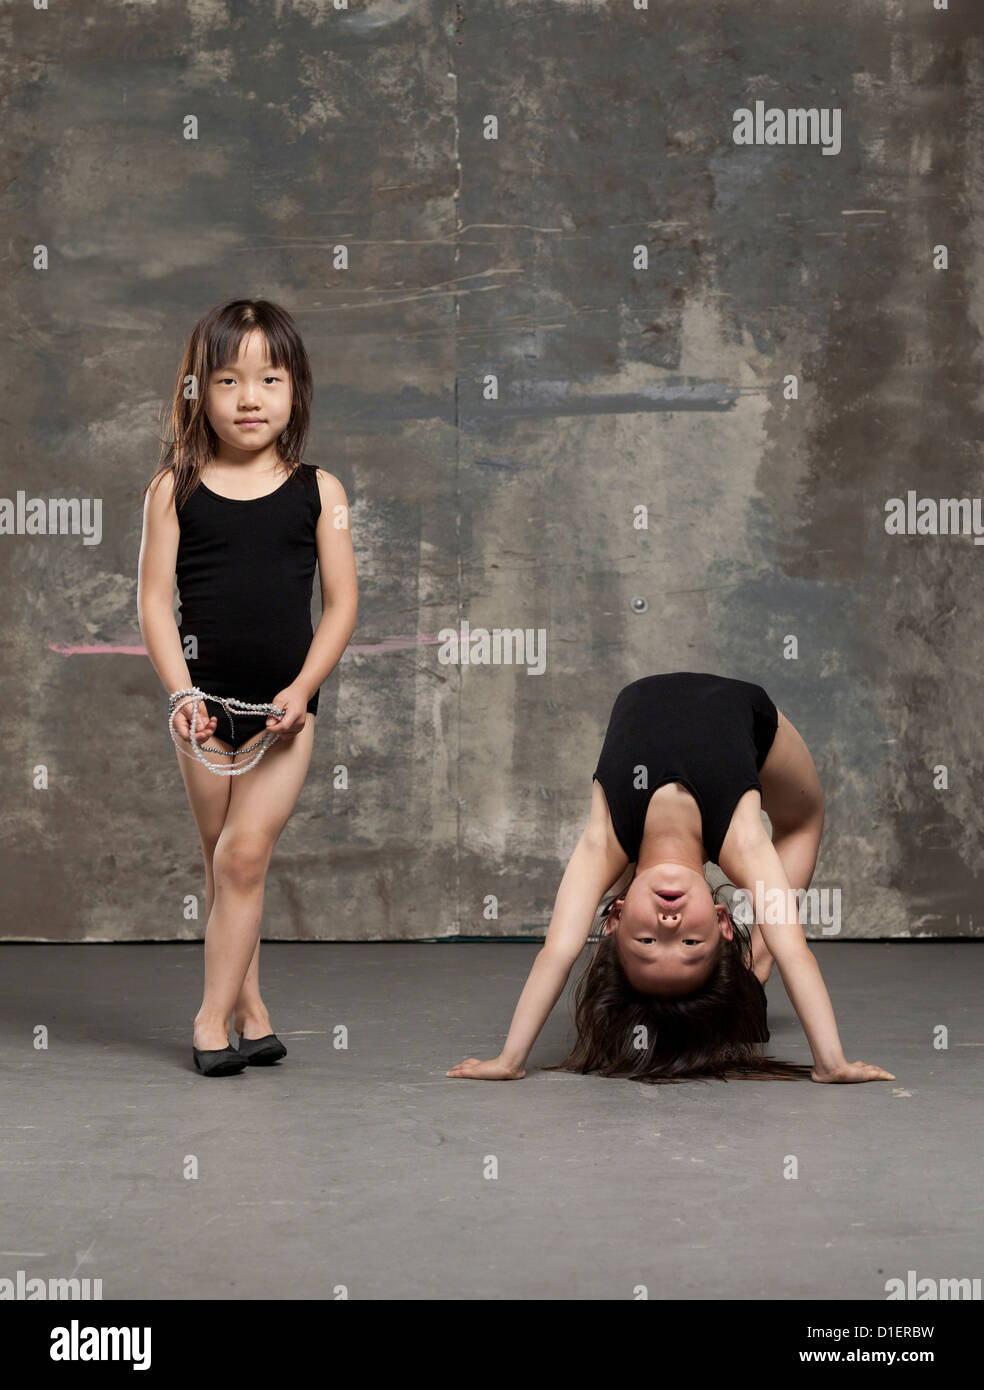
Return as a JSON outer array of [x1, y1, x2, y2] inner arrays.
[[49, 633, 456, 657], [48, 642, 148, 655]]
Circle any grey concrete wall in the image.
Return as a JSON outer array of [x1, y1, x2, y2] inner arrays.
[[2, 1, 981, 941]]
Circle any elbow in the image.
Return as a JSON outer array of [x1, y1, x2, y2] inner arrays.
[[137, 591, 178, 642], [539, 940, 583, 973], [579, 826, 610, 857], [731, 822, 773, 860], [321, 594, 358, 636]]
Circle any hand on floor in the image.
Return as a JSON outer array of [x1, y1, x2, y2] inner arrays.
[[811, 1059, 896, 1083], [446, 1056, 526, 1080]]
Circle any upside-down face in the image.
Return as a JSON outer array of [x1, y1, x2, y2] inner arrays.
[[605, 864, 733, 996]]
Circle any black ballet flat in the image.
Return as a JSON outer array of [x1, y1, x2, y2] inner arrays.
[[236, 1033, 287, 1065], [193, 1044, 248, 1077]]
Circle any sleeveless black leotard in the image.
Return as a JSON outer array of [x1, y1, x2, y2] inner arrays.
[[592, 672, 779, 866], [175, 463, 323, 749]]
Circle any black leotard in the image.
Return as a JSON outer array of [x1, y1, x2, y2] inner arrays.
[[592, 672, 779, 865], [175, 463, 322, 749]]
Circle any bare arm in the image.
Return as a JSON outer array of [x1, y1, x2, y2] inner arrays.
[[291, 471, 358, 701], [719, 827, 894, 1083], [448, 791, 629, 1079], [137, 472, 196, 696], [747, 817, 824, 981]]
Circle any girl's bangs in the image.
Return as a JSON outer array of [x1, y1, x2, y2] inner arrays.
[[205, 320, 292, 374]]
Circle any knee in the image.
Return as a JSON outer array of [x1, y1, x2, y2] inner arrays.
[[804, 793, 825, 835], [213, 832, 271, 889], [771, 792, 825, 841]]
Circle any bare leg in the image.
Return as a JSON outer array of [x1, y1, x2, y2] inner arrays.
[[232, 937, 269, 1041], [753, 710, 826, 981], [199, 842, 265, 1039], [177, 718, 316, 1050], [175, 734, 233, 1039]]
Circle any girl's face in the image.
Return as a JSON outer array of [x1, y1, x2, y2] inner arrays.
[[604, 864, 733, 995], [205, 330, 293, 457]]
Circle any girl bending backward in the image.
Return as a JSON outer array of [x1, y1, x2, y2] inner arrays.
[[448, 672, 895, 1085]]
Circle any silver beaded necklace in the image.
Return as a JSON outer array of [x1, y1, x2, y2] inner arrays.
[[168, 687, 287, 776]]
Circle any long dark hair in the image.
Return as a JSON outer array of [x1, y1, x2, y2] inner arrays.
[[142, 298, 313, 510], [545, 883, 813, 1084]]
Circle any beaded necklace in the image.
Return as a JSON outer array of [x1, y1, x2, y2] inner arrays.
[[168, 687, 286, 776]]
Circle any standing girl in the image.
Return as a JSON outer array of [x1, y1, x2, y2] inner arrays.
[[448, 671, 895, 1085], [137, 299, 358, 1076]]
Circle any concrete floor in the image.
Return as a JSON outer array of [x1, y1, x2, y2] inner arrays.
[[0, 942, 979, 1301]]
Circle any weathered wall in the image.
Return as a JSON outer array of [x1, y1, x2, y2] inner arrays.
[[2, 1, 981, 940]]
